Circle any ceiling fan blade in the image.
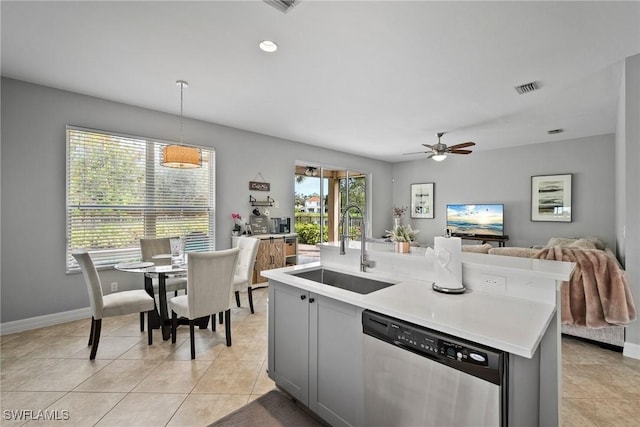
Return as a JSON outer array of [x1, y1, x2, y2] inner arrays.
[[402, 151, 430, 155], [449, 149, 473, 155], [421, 144, 434, 149], [447, 141, 476, 150]]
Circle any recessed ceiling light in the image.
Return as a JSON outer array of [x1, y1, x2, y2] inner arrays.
[[259, 40, 278, 53]]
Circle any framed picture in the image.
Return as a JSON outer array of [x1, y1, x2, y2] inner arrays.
[[531, 174, 572, 222], [410, 183, 434, 219]]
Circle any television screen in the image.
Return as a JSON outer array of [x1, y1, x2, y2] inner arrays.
[[446, 204, 504, 237]]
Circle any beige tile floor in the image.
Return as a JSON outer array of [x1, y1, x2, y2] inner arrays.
[[1, 288, 274, 427], [1, 286, 639, 426]]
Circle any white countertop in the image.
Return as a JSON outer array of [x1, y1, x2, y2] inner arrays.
[[233, 233, 297, 239], [461, 251, 574, 281], [263, 261, 558, 358]]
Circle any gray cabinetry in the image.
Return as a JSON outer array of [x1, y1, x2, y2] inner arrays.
[[268, 279, 309, 402], [268, 280, 364, 427]]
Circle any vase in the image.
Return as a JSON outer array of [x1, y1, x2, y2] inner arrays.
[[395, 241, 410, 253], [393, 217, 401, 228]]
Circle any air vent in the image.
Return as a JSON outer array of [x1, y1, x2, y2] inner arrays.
[[547, 128, 564, 135], [514, 81, 540, 95], [263, 0, 300, 14]]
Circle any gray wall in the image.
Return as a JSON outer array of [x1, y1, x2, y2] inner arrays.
[[616, 54, 640, 348], [0, 78, 393, 323], [391, 134, 616, 249], [2, 73, 637, 348]]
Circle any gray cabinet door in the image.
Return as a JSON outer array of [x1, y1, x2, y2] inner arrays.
[[310, 294, 364, 427], [268, 281, 309, 403], [268, 281, 364, 427]]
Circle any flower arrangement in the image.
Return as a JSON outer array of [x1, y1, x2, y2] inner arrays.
[[392, 206, 407, 218], [385, 224, 419, 242], [231, 213, 242, 233]]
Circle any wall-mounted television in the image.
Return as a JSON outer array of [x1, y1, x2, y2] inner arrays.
[[446, 204, 504, 237]]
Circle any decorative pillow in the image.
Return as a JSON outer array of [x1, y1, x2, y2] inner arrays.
[[462, 244, 492, 254], [546, 237, 577, 247], [569, 238, 598, 250], [488, 247, 540, 258], [580, 236, 606, 250]]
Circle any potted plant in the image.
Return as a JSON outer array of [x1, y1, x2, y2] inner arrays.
[[385, 224, 419, 253]]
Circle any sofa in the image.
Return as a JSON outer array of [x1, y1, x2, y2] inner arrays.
[[463, 236, 636, 348]]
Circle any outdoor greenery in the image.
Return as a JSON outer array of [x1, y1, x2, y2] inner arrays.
[[294, 173, 366, 244], [295, 222, 327, 245]]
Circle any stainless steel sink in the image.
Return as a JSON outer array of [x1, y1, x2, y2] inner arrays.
[[288, 268, 395, 294]]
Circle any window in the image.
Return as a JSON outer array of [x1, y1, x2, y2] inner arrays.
[[66, 126, 215, 272]]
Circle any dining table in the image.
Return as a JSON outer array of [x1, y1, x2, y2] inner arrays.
[[114, 260, 209, 340]]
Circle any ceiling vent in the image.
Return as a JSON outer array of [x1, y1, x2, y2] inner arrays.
[[547, 128, 564, 135], [263, 0, 300, 14], [514, 81, 540, 95]]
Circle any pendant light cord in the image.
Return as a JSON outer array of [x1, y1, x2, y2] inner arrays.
[[177, 80, 188, 145]]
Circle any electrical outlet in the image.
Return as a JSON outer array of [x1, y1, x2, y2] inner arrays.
[[110, 282, 118, 292], [480, 274, 506, 294]]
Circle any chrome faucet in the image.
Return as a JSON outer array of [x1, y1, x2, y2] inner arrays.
[[339, 203, 375, 272]]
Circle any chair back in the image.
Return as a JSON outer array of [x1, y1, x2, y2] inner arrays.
[[72, 249, 104, 319], [187, 248, 240, 319], [234, 237, 260, 283], [140, 237, 172, 265]]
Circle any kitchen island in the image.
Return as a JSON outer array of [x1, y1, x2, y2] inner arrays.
[[263, 241, 574, 427]]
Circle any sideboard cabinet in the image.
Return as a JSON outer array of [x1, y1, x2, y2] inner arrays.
[[233, 234, 298, 284]]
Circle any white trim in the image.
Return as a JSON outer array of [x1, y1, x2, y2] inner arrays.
[[0, 307, 91, 336], [623, 341, 640, 360]]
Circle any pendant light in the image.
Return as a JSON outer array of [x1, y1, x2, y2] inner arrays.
[[161, 80, 202, 168]]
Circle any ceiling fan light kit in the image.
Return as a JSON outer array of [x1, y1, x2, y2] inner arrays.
[[403, 132, 476, 161]]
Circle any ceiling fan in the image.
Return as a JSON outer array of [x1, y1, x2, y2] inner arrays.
[[404, 132, 476, 161]]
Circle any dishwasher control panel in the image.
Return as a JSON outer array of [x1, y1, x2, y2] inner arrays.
[[363, 310, 505, 385], [390, 322, 489, 366]]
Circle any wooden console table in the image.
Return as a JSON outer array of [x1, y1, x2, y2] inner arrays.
[[454, 234, 509, 247]]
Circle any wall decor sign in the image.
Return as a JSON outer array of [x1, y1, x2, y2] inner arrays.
[[531, 174, 572, 222], [410, 183, 434, 219], [249, 181, 270, 191]]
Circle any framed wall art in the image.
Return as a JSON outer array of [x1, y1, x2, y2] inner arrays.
[[531, 174, 572, 222], [410, 183, 434, 219]]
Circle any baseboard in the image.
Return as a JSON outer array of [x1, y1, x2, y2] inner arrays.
[[0, 307, 91, 336], [623, 341, 640, 360]]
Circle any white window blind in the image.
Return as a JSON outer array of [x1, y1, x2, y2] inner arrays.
[[66, 125, 215, 272]]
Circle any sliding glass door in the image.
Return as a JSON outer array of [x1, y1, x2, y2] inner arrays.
[[294, 163, 367, 263]]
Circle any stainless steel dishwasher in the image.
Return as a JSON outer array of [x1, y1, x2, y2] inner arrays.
[[363, 310, 508, 427]]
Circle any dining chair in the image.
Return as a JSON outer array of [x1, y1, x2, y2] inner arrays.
[[169, 248, 240, 359], [232, 237, 261, 314], [72, 249, 155, 360], [139, 237, 188, 330]]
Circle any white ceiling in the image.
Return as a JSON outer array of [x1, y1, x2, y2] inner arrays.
[[2, 1, 639, 162]]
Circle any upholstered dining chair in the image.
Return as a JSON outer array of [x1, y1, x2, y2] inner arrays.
[[169, 248, 240, 359], [139, 237, 188, 330], [232, 237, 261, 314], [72, 249, 155, 360]]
